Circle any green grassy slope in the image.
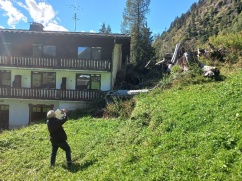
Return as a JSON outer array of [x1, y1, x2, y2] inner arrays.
[[0, 70, 242, 181]]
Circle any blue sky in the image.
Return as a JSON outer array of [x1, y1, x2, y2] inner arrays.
[[0, 0, 198, 34]]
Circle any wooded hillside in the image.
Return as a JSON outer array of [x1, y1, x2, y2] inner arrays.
[[153, 0, 242, 59]]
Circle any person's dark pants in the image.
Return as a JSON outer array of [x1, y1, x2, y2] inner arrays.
[[50, 141, 71, 166]]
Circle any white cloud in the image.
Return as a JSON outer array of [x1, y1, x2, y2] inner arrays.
[[44, 22, 68, 31], [81, 30, 96, 33], [0, 0, 68, 31], [24, 0, 67, 31], [0, 25, 5, 29], [25, 0, 55, 25], [0, 0, 27, 28]]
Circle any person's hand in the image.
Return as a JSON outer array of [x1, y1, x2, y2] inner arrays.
[[61, 108, 67, 114]]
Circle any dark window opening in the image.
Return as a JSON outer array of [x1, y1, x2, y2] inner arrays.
[[78, 47, 101, 59], [0, 70, 11, 87], [43, 45, 56, 57], [76, 74, 101, 90], [31, 72, 56, 88], [29, 104, 53, 123], [33, 44, 56, 58], [33, 44, 42, 57], [13, 75, 21, 88], [0, 105, 9, 130], [0, 43, 11, 56]]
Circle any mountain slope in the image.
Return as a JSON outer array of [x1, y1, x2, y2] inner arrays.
[[153, 0, 242, 59]]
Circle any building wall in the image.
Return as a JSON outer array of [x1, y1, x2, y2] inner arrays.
[[0, 31, 130, 129], [8, 99, 29, 128], [0, 98, 90, 129], [1, 68, 114, 129], [3, 68, 111, 91], [112, 44, 122, 88]]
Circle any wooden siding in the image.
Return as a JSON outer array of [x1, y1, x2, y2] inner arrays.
[[0, 87, 103, 101], [0, 56, 111, 71]]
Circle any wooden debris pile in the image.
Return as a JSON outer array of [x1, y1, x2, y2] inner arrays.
[[156, 43, 220, 77]]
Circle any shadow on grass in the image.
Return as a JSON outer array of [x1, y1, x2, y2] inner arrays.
[[62, 162, 81, 173], [214, 74, 227, 81], [62, 159, 98, 173]]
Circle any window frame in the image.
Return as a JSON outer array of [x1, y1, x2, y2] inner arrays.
[[1, 43, 11, 56], [31, 71, 56, 89], [78, 47, 101, 60], [76, 74, 101, 90], [0, 70, 11, 87], [29, 104, 54, 123], [33, 44, 56, 58]]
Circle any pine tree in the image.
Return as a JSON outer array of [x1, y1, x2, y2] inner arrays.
[[121, 0, 153, 68], [106, 25, 112, 34], [99, 23, 112, 34], [139, 24, 155, 68]]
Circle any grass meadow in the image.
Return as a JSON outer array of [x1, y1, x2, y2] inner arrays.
[[0, 69, 242, 180]]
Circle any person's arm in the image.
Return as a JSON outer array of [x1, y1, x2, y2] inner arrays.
[[59, 109, 68, 125]]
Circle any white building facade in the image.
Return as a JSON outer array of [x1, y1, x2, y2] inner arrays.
[[0, 23, 130, 129]]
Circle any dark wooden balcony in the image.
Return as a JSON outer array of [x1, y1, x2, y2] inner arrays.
[[0, 56, 111, 71], [0, 87, 104, 101]]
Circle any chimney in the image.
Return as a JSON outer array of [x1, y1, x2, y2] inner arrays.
[[29, 22, 44, 31]]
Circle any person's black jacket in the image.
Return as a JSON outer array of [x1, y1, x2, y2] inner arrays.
[[47, 114, 68, 143]]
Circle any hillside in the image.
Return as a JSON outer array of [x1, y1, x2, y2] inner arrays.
[[0, 68, 242, 180], [153, 0, 242, 59]]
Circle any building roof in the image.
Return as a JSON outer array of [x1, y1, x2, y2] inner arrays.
[[0, 28, 130, 41]]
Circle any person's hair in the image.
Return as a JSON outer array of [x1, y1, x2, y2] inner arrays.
[[47, 110, 56, 118]]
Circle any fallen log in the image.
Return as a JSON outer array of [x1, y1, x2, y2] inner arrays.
[[104, 89, 150, 103], [161, 43, 220, 77]]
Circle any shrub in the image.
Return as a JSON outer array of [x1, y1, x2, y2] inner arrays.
[[103, 97, 136, 119], [209, 32, 242, 64]]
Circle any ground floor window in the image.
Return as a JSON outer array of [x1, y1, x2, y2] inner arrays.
[[76, 74, 101, 90], [29, 104, 53, 123], [0, 105, 9, 130]]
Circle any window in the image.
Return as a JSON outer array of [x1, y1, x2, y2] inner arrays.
[[78, 47, 101, 59], [1, 43, 11, 56], [29, 104, 53, 123], [43, 45, 56, 57], [76, 74, 101, 90], [0, 105, 9, 129], [92, 47, 102, 59], [31, 72, 56, 88], [0, 70, 11, 87], [33, 44, 42, 57], [33, 44, 56, 58]]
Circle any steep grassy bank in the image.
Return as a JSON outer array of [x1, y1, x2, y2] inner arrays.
[[0, 69, 242, 180]]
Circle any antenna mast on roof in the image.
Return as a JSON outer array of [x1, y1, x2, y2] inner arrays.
[[69, 1, 80, 32]]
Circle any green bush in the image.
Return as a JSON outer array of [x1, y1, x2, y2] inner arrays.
[[103, 97, 136, 119], [209, 32, 242, 64]]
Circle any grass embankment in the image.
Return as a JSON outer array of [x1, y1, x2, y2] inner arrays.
[[0, 70, 242, 180]]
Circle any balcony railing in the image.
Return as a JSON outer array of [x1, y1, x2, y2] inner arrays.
[[0, 56, 111, 71], [0, 87, 104, 101]]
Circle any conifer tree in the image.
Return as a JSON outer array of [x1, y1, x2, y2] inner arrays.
[[121, 0, 154, 69], [99, 23, 112, 34]]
